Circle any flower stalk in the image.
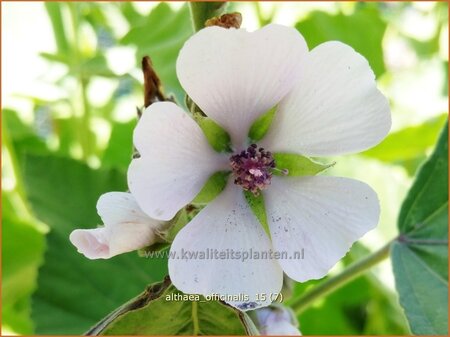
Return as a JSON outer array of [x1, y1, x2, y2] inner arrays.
[[189, 2, 227, 31], [291, 241, 393, 314]]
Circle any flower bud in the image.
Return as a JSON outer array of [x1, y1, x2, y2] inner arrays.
[[255, 305, 301, 336], [70, 192, 165, 259]]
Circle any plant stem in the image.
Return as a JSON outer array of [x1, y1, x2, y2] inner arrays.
[[252, 2, 277, 27], [191, 301, 200, 335], [2, 125, 34, 219], [68, 3, 92, 160], [80, 77, 93, 159], [189, 2, 227, 31], [291, 241, 393, 314]]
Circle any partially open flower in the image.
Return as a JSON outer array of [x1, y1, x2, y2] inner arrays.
[[70, 192, 165, 259], [128, 24, 391, 310], [255, 305, 301, 336]]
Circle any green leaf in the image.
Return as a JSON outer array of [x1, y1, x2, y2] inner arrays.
[[80, 54, 116, 78], [2, 109, 34, 139], [101, 120, 136, 170], [273, 153, 334, 176], [248, 106, 276, 142], [40, 52, 70, 65], [296, 5, 386, 77], [391, 121, 448, 335], [391, 243, 447, 335], [2, 195, 46, 334], [121, 3, 193, 102], [288, 243, 409, 335], [397, 121, 448, 234], [189, 2, 227, 31], [87, 277, 253, 335], [244, 191, 271, 239], [23, 155, 168, 334], [192, 171, 230, 204], [119, 2, 145, 26], [197, 117, 232, 152], [362, 114, 447, 174], [2, 109, 48, 156]]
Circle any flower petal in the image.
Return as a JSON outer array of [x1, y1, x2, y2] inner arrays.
[[70, 223, 156, 260], [168, 182, 283, 310], [262, 41, 391, 156], [256, 307, 301, 336], [264, 176, 379, 282], [264, 321, 302, 336], [106, 222, 157, 257], [177, 24, 308, 148], [70, 192, 162, 259], [70, 228, 110, 259], [128, 102, 228, 220], [97, 192, 156, 226]]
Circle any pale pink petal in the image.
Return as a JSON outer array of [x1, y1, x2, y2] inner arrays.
[[70, 192, 162, 259], [256, 306, 301, 336], [262, 41, 391, 156], [128, 102, 229, 220], [177, 24, 308, 148], [70, 228, 111, 259]]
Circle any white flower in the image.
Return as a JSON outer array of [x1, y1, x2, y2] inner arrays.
[[70, 192, 165, 259], [128, 24, 391, 310], [255, 306, 301, 335]]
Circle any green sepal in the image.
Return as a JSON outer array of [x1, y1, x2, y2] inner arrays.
[[273, 153, 334, 176], [192, 171, 230, 205], [248, 105, 277, 142], [244, 191, 271, 239], [197, 117, 233, 153]]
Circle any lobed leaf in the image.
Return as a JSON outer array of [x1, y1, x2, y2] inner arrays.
[[88, 277, 254, 335], [391, 121, 448, 335]]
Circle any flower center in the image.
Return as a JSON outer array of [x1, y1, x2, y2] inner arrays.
[[230, 144, 275, 195]]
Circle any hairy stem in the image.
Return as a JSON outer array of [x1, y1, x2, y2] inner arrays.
[[291, 241, 392, 314]]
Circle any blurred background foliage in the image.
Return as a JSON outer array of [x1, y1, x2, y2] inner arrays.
[[1, 1, 448, 335]]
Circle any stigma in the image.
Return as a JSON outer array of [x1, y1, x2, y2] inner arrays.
[[229, 144, 275, 195]]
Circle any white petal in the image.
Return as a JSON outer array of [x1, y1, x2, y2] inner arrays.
[[256, 307, 302, 336], [97, 192, 157, 227], [128, 102, 228, 221], [177, 24, 308, 148], [264, 176, 379, 282], [265, 321, 301, 336], [106, 222, 157, 257], [97, 192, 163, 256], [262, 41, 391, 156], [70, 192, 162, 259], [168, 182, 283, 310]]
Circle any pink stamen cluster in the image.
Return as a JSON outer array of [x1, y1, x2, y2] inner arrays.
[[230, 144, 275, 195]]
